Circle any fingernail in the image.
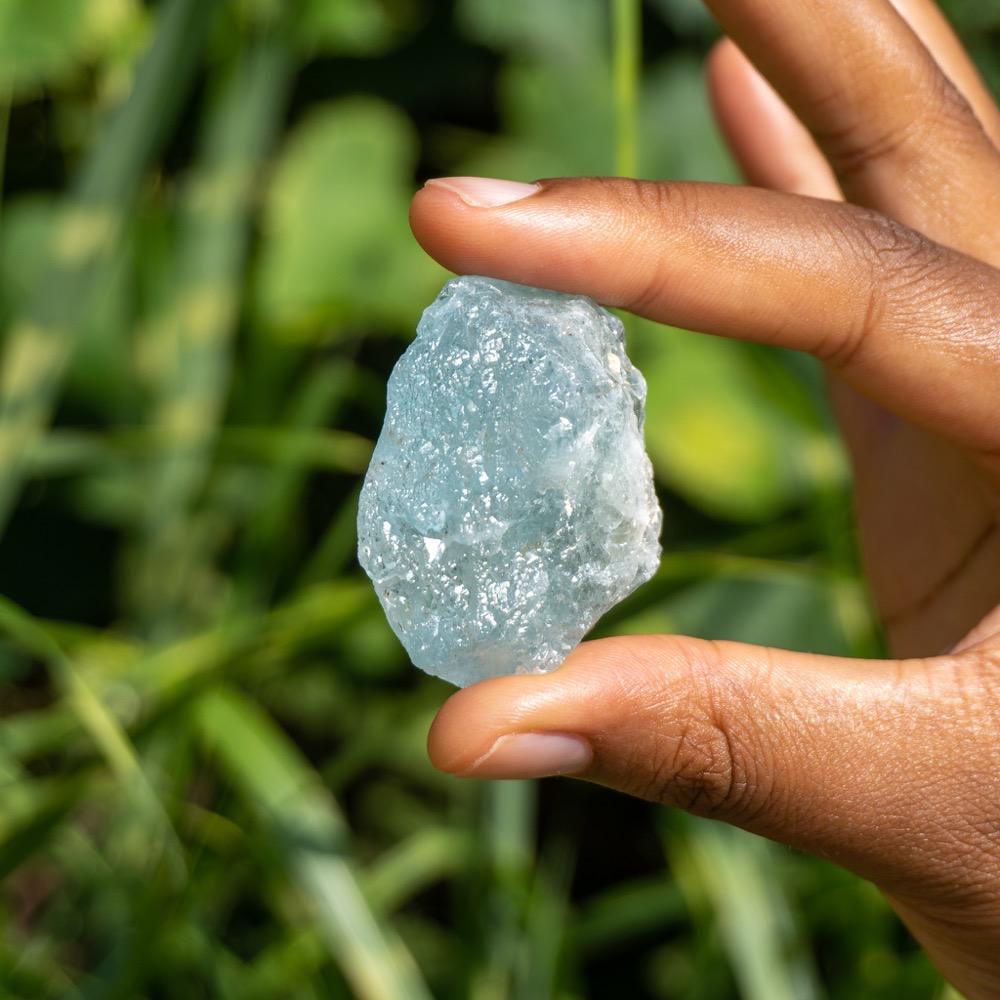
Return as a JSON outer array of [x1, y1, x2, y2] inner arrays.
[[425, 176, 541, 208], [459, 732, 593, 779]]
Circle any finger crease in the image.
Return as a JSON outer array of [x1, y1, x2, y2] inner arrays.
[[883, 519, 1000, 628]]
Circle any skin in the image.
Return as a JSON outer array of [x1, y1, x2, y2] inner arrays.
[[408, 2, 1000, 995]]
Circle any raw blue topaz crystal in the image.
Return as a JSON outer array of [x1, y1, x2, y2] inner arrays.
[[357, 276, 662, 687]]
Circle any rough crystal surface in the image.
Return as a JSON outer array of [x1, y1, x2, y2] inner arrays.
[[357, 276, 662, 687]]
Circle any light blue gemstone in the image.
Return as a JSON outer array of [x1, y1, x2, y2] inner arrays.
[[357, 276, 662, 687]]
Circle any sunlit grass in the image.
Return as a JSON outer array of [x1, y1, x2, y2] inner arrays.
[[612, 0, 641, 178], [0, 0, 218, 531]]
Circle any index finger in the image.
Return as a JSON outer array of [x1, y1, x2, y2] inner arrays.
[[410, 176, 1000, 460]]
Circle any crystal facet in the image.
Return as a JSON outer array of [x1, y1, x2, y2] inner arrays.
[[357, 276, 662, 687]]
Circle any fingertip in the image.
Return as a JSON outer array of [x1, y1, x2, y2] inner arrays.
[[426, 674, 530, 773], [423, 176, 542, 208], [705, 36, 746, 99], [706, 37, 841, 200], [425, 645, 610, 776], [425, 682, 486, 773], [452, 731, 594, 780], [425, 636, 677, 781], [408, 180, 458, 249], [409, 177, 542, 248], [408, 178, 514, 279]]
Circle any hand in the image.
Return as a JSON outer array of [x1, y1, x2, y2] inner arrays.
[[408, 2, 1000, 996]]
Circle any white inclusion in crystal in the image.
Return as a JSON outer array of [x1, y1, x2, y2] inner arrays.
[[357, 275, 662, 688], [423, 537, 445, 562]]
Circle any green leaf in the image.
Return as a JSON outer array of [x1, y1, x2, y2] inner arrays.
[[572, 876, 687, 955], [640, 55, 738, 182], [660, 574, 852, 655], [457, 0, 617, 178], [459, 0, 606, 61], [0, 0, 141, 97], [294, 0, 411, 56], [646, 0, 717, 38], [255, 97, 447, 338], [638, 324, 823, 521], [363, 827, 474, 915], [197, 685, 434, 1000]]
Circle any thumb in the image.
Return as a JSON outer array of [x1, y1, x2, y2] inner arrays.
[[428, 634, 994, 903]]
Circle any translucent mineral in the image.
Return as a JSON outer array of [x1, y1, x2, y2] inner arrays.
[[357, 275, 662, 687]]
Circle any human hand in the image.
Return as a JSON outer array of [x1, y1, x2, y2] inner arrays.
[[408, 1, 1000, 996]]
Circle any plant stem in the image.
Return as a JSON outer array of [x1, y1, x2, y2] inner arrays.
[[612, 0, 641, 177]]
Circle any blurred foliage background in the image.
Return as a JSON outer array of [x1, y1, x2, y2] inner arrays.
[[0, 0, 994, 996]]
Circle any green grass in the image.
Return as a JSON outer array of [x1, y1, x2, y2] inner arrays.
[[1, 0, 995, 996], [612, 0, 641, 178]]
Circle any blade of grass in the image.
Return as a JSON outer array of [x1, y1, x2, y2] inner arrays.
[[0, 776, 80, 880], [362, 826, 474, 915], [0, 581, 372, 768], [470, 780, 539, 1000], [134, 36, 293, 636], [0, 0, 219, 534], [611, 0, 640, 177], [572, 876, 688, 956], [196, 684, 434, 1000], [1, 708, 81, 769], [24, 426, 372, 478], [0, 596, 185, 878], [935, 983, 966, 1000], [517, 840, 575, 1000], [228, 361, 366, 602], [486, 778, 536, 877], [0, 597, 137, 783], [670, 818, 824, 1000], [0, 73, 11, 241]]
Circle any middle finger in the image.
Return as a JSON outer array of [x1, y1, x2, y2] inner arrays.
[[704, 0, 1000, 263]]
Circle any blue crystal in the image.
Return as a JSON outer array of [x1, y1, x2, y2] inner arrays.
[[357, 276, 662, 687]]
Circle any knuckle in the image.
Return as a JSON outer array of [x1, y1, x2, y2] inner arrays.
[[817, 67, 977, 186], [654, 720, 748, 818], [637, 642, 775, 824], [816, 208, 948, 371], [818, 117, 911, 188], [606, 179, 695, 316]]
